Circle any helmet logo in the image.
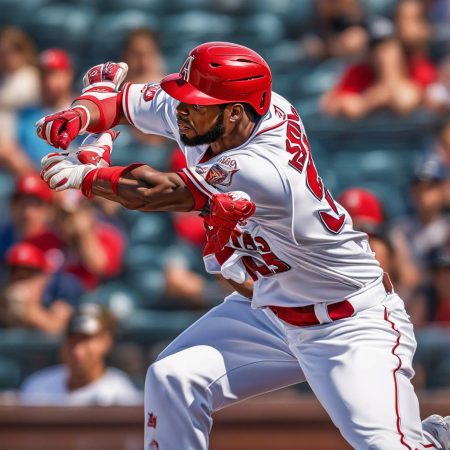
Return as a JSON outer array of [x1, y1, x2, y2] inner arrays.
[[180, 55, 195, 82]]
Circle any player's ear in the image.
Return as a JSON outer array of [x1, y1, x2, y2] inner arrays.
[[228, 104, 245, 123]]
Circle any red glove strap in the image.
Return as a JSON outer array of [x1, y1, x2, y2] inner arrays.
[[81, 163, 146, 198]]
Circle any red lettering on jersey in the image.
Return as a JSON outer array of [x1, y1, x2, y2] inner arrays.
[[285, 106, 345, 234], [233, 233, 290, 279]]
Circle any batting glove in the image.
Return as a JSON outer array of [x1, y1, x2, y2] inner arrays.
[[203, 191, 256, 255], [41, 155, 96, 191], [40, 130, 119, 191], [35, 62, 128, 149]]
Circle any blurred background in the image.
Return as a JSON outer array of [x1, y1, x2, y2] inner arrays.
[[0, 0, 449, 449]]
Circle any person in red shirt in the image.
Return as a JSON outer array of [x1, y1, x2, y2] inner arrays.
[[0, 173, 62, 270], [321, 16, 437, 119], [52, 190, 125, 290]]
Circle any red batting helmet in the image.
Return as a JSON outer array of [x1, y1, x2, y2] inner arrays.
[[160, 42, 272, 115], [338, 188, 384, 225]]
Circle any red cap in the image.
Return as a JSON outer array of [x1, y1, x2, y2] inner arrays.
[[160, 42, 272, 115], [6, 242, 48, 271], [40, 48, 72, 71], [14, 174, 53, 202], [338, 188, 384, 225]]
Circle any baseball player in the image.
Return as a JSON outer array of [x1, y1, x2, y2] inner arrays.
[[37, 42, 449, 450]]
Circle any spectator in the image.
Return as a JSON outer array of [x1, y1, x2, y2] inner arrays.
[[391, 157, 450, 294], [394, 0, 437, 90], [0, 243, 82, 334], [163, 149, 230, 309], [0, 173, 61, 267], [338, 188, 393, 273], [0, 48, 74, 175], [52, 190, 125, 290], [121, 28, 167, 147], [300, 0, 370, 60], [409, 245, 450, 327], [0, 27, 40, 147], [321, 20, 434, 119], [122, 27, 165, 84], [425, 55, 450, 113], [20, 304, 142, 405]]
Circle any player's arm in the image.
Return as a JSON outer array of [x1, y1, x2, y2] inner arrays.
[[91, 164, 196, 212]]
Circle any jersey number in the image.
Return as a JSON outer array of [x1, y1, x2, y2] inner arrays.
[[285, 106, 345, 234]]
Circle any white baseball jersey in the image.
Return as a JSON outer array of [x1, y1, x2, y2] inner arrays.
[[123, 83, 383, 307]]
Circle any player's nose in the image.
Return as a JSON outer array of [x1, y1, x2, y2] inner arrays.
[[176, 102, 190, 116]]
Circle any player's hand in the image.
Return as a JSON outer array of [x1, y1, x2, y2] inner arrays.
[[203, 191, 256, 255], [82, 61, 128, 93], [40, 153, 96, 191], [35, 106, 89, 150], [77, 130, 119, 167]]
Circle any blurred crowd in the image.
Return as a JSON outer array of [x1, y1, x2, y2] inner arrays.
[[0, 0, 449, 402]]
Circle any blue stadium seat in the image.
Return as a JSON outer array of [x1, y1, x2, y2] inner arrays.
[[161, 12, 235, 50], [128, 213, 174, 246], [234, 13, 285, 49], [0, 172, 14, 222], [0, 0, 51, 27], [120, 309, 201, 344], [163, 0, 211, 14], [86, 10, 159, 65], [26, 4, 96, 53], [0, 356, 21, 390], [362, 0, 397, 17], [99, 0, 162, 13]]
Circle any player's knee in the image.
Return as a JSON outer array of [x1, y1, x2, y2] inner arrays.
[[365, 435, 416, 450]]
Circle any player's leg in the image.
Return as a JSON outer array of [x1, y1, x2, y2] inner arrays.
[[144, 293, 305, 450], [285, 294, 442, 450]]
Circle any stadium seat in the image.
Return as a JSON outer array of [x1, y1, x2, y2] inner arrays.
[[234, 13, 285, 49], [161, 12, 235, 50], [86, 10, 159, 66], [0, 356, 22, 390], [26, 4, 96, 53], [99, 0, 162, 13], [0, 0, 51, 27], [163, 0, 210, 14], [128, 213, 174, 246], [362, 0, 397, 17]]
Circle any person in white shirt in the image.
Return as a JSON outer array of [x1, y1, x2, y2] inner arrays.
[[20, 303, 142, 406]]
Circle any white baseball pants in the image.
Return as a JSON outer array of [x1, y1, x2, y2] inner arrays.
[[144, 292, 442, 450]]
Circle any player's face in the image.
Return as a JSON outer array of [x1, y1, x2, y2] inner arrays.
[[176, 102, 226, 146]]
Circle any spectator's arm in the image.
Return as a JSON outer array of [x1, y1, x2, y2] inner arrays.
[[22, 299, 74, 334], [0, 139, 36, 176]]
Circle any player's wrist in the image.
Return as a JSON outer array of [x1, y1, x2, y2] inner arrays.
[[81, 163, 144, 198]]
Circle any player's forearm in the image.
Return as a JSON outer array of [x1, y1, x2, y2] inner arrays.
[[90, 165, 195, 212]]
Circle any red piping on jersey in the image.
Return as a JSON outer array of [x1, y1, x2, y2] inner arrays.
[[384, 307, 415, 450], [123, 83, 135, 126], [177, 170, 209, 210], [254, 119, 286, 137]]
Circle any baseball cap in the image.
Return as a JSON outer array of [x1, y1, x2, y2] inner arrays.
[[6, 242, 48, 271], [67, 304, 117, 337], [14, 173, 53, 202], [338, 188, 384, 225], [413, 157, 449, 183], [40, 48, 72, 71]]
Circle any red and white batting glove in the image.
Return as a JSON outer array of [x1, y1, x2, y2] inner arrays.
[[40, 130, 119, 191], [203, 191, 256, 255], [35, 61, 128, 150]]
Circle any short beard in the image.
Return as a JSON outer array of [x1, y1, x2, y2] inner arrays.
[[180, 111, 225, 147]]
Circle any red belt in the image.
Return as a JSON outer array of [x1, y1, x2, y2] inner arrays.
[[269, 273, 393, 327]]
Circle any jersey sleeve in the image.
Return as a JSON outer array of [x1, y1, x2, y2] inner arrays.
[[178, 151, 290, 214], [121, 82, 179, 140]]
